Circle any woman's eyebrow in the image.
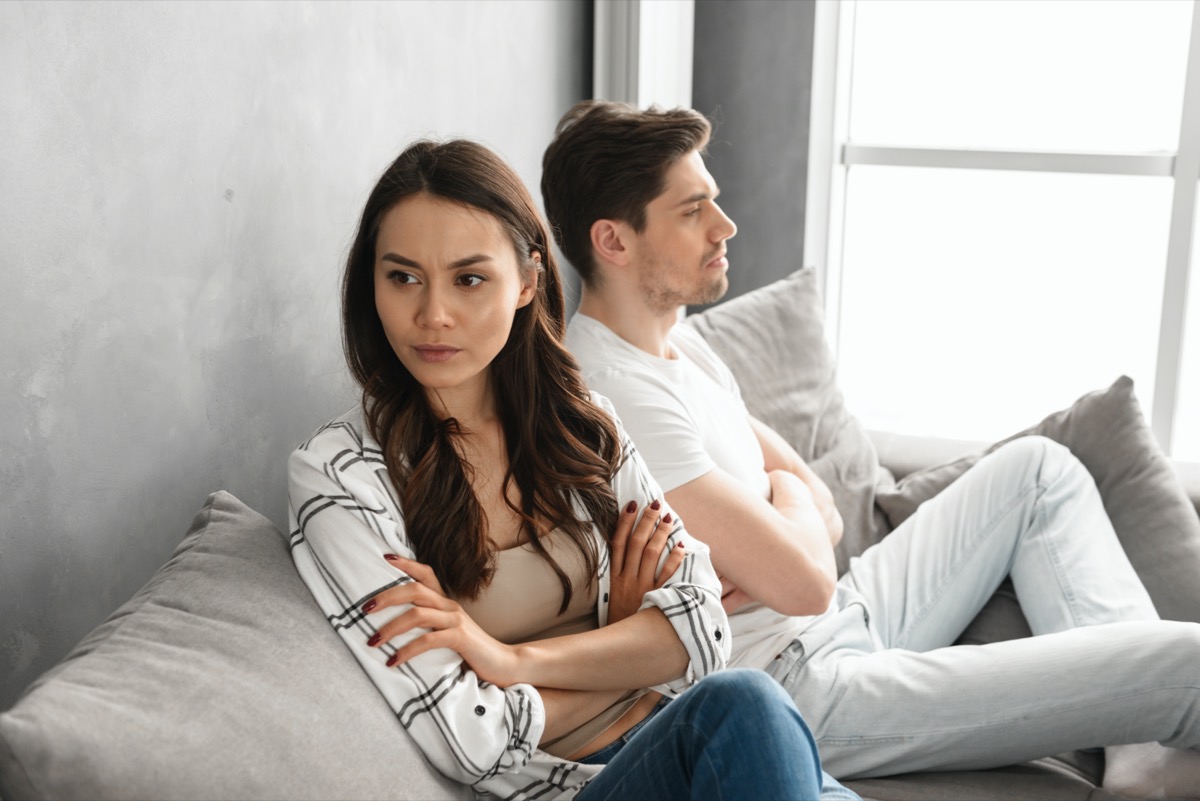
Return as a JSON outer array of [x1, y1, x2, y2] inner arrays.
[[447, 254, 493, 270], [378, 253, 494, 269], [380, 252, 420, 268]]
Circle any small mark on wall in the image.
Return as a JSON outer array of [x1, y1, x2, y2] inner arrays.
[[224, 189, 234, 202]]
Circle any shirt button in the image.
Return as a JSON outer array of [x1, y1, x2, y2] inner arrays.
[[714, 630, 723, 641], [603, 593, 609, 602], [474, 705, 485, 716]]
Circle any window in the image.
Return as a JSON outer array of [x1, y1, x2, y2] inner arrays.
[[806, 0, 1200, 459]]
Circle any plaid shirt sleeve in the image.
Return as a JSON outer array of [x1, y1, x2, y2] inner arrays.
[[287, 417, 545, 788], [592, 393, 731, 691]]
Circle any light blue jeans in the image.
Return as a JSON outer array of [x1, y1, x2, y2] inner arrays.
[[766, 436, 1200, 779], [576, 669, 860, 800]]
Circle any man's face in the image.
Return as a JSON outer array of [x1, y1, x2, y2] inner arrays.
[[629, 150, 737, 312]]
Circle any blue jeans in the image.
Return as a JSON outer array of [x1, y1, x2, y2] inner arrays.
[[768, 436, 1200, 778], [575, 669, 859, 801]]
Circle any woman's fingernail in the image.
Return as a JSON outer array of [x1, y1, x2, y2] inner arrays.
[[367, 633, 381, 646], [625, 500, 637, 514], [362, 599, 377, 613], [386, 653, 400, 667], [650, 499, 661, 510], [384, 553, 401, 563], [662, 513, 673, 524], [675, 542, 685, 549]]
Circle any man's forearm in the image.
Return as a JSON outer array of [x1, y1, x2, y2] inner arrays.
[[768, 470, 839, 586]]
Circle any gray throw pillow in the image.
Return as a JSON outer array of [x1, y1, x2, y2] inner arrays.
[[0, 491, 468, 801], [686, 267, 890, 575], [877, 376, 1200, 630]]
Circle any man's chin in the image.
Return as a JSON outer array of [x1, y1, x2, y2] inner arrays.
[[693, 274, 729, 305]]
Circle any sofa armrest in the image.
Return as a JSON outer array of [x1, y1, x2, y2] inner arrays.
[[1174, 459, 1200, 520], [869, 430, 1200, 521]]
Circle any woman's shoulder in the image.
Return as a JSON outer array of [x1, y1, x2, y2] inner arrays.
[[586, 389, 618, 421], [291, 406, 381, 466]]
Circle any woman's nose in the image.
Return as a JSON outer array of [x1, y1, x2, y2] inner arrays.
[[416, 288, 454, 328]]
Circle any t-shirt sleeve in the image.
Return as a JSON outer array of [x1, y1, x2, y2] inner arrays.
[[583, 366, 716, 493]]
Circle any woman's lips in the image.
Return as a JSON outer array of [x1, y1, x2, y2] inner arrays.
[[413, 346, 461, 363]]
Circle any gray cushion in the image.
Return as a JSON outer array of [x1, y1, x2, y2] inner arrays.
[[686, 267, 890, 575], [0, 491, 468, 801], [876, 376, 1200, 631]]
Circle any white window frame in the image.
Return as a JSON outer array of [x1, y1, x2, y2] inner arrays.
[[593, 0, 695, 109], [805, 0, 1200, 455]]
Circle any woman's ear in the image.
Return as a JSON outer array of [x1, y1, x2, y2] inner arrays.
[[590, 219, 631, 269], [516, 251, 540, 308]]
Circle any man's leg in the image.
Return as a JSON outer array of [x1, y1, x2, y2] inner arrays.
[[771, 435, 1199, 780], [776, 619, 1200, 779], [842, 435, 1157, 651]]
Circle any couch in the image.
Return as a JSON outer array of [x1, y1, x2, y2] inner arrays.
[[3, 267, 1199, 801]]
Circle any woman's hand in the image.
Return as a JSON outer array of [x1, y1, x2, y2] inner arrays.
[[607, 499, 686, 624], [365, 555, 520, 687]]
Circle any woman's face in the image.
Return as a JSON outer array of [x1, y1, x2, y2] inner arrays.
[[374, 193, 536, 412]]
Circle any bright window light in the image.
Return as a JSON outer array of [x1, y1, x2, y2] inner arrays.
[[837, 166, 1171, 441], [850, 0, 1192, 152], [1175, 192, 1200, 461]]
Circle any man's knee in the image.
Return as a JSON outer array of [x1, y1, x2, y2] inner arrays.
[[991, 435, 1082, 484]]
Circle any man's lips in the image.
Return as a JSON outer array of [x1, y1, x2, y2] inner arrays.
[[705, 251, 728, 270], [413, 345, 461, 363]]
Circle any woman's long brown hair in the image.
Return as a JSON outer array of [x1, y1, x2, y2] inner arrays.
[[342, 140, 622, 611]]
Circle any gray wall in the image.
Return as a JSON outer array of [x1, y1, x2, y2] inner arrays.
[[691, 0, 815, 308], [0, 0, 589, 711]]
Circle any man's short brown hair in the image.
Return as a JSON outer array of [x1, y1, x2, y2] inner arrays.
[[541, 100, 711, 286]]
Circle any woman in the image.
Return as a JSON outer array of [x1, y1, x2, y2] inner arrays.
[[288, 139, 857, 800]]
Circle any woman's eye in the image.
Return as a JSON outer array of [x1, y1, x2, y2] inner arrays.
[[386, 270, 418, 285], [457, 274, 485, 288]]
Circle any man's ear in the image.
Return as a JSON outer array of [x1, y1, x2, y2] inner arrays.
[[589, 218, 632, 268]]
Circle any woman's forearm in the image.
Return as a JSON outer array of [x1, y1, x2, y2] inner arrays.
[[514, 607, 689, 691]]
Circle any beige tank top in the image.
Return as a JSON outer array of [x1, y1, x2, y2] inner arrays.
[[457, 531, 646, 758]]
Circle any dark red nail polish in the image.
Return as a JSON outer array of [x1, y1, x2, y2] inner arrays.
[[367, 633, 381, 646], [650, 499, 661, 510], [384, 553, 401, 562], [386, 653, 400, 667], [625, 501, 637, 514], [362, 599, 377, 613], [675, 542, 685, 549], [663, 513, 673, 524]]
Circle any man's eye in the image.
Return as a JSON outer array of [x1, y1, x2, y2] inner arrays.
[[685, 207, 701, 217], [458, 274, 485, 288]]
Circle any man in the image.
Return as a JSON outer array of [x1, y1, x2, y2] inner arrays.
[[541, 99, 1200, 795]]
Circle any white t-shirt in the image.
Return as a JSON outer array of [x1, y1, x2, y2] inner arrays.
[[566, 313, 832, 669]]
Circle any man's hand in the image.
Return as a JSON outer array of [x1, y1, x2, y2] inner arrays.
[[750, 416, 843, 547], [718, 574, 756, 615], [789, 465, 844, 547]]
